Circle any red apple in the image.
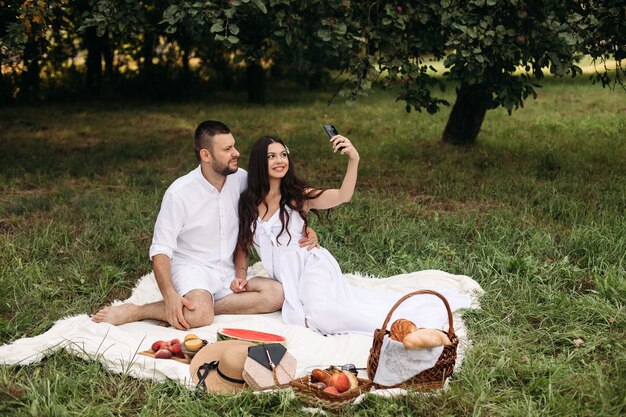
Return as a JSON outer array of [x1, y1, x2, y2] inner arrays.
[[170, 343, 185, 358], [151, 340, 165, 352], [323, 386, 339, 395], [160, 341, 172, 350], [516, 34, 526, 45], [170, 338, 181, 345], [328, 372, 351, 393], [154, 348, 172, 359]]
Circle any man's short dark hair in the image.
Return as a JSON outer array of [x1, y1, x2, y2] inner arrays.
[[194, 120, 231, 161]]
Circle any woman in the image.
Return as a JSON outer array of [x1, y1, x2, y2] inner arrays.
[[230, 134, 470, 335]]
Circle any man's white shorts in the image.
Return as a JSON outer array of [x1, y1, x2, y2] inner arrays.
[[171, 260, 233, 302]]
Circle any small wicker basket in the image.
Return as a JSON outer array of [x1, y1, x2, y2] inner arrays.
[[367, 289, 459, 390], [290, 375, 372, 411]]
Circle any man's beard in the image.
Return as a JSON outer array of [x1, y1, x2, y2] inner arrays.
[[212, 159, 238, 176]]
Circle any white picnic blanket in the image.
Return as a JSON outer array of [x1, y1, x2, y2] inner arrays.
[[0, 263, 483, 389]]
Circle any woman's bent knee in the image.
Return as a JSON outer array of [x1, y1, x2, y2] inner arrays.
[[262, 281, 284, 312]]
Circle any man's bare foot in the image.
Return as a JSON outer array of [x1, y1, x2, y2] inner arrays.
[[91, 304, 140, 325]]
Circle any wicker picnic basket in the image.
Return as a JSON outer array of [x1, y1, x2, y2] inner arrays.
[[367, 289, 459, 390], [290, 375, 372, 411]]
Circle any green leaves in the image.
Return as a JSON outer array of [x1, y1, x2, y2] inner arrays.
[[209, 22, 224, 33], [317, 28, 331, 42], [252, 0, 267, 14], [161, 6, 183, 27]]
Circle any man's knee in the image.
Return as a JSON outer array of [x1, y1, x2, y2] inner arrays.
[[183, 290, 215, 328]]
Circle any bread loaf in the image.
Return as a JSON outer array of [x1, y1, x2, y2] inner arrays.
[[311, 368, 332, 385], [402, 328, 451, 350], [389, 318, 418, 342]]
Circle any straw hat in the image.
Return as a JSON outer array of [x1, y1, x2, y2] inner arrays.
[[189, 340, 254, 394]]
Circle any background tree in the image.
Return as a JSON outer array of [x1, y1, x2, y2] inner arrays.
[[77, 0, 145, 95], [580, 0, 626, 88], [163, 0, 272, 103], [1, 0, 623, 126], [2, 0, 66, 101], [317, 0, 625, 145], [162, 0, 340, 103], [0, 1, 22, 102]]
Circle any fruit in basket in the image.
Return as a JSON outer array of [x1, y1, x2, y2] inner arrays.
[[403, 328, 452, 349], [341, 370, 359, 390], [311, 368, 332, 385], [154, 348, 172, 359], [310, 382, 327, 390], [328, 372, 350, 393], [389, 318, 417, 342], [323, 386, 339, 395]]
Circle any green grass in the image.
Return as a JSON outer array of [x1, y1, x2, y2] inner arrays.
[[1, 77, 625, 416]]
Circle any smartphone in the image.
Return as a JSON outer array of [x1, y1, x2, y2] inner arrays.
[[323, 124, 345, 151], [323, 124, 339, 138]]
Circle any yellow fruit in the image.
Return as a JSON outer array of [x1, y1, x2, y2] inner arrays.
[[184, 338, 203, 352], [184, 333, 199, 342]]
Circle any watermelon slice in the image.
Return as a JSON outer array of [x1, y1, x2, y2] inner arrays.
[[216, 328, 286, 345]]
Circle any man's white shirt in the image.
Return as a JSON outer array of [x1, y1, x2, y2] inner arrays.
[[149, 165, 247, 276]]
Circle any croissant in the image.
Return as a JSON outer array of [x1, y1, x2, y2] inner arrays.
[[402, 328, 452, 350], [311, 368, 332, 385], [389, 318, 418, 342]]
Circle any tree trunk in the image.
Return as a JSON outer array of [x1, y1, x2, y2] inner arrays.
[[180, 35, 191, 91], [0, 69, 10, 104], [213, 53, 232, 89], [85, 27, 103, 95], [441, 83, 490, 145], [181, 48, 190, 77], [19, 38, 41, 101], [246, 61, 265, 104], [308, 71, 323, 90], [102, 34, 113, 81], [141, 32, 156, 89]]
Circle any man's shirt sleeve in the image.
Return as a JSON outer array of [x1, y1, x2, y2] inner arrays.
[[149, 191, 184, 260]]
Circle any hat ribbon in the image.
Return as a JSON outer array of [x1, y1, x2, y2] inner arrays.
[[196, 360, 245, 393]]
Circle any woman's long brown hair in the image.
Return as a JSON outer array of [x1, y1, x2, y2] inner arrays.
[[237, 136, 324, 254]]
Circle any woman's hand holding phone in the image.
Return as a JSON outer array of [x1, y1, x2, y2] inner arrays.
[[324, 124, 359, 160]]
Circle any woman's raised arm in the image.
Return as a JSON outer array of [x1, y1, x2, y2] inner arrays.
[[305, 135, 360, 210]]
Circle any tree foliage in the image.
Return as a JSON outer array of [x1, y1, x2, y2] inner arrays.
[[0, 0, 623, 144], [315, 0, 624, 144]]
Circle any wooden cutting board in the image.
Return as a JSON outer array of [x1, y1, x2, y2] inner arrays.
[[138, 350, 190, 365]]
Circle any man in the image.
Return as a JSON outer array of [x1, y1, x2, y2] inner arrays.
[[92, 120, 317, 329]]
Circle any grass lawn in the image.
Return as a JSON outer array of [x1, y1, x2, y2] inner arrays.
[[0, 78, 625, 416]]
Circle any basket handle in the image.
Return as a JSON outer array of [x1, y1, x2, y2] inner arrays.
[[379, 290, 455, 338]]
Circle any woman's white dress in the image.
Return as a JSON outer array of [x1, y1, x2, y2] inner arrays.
[[254, 207, 472, 335]]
